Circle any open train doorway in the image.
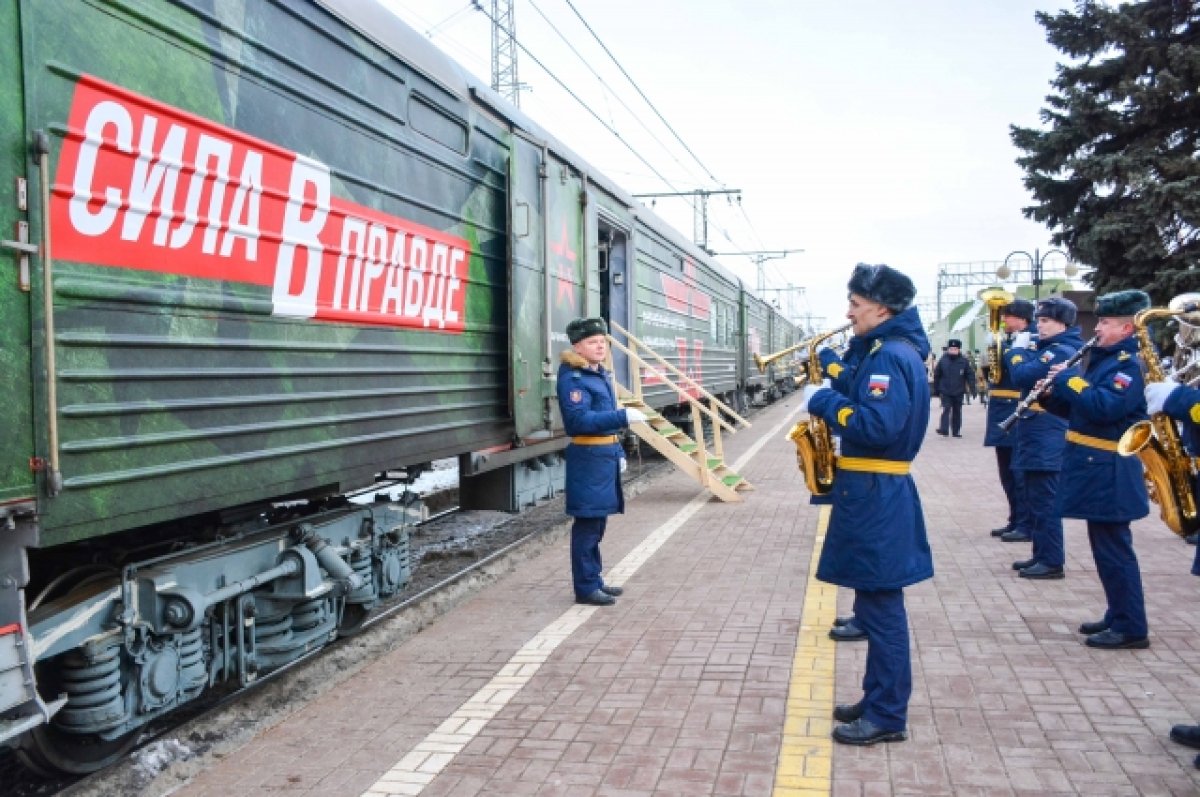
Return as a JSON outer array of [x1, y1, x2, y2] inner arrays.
[[598, 217, 632, 387]]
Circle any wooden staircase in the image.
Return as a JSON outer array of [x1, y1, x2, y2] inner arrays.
[[607, 321, 754, 503]]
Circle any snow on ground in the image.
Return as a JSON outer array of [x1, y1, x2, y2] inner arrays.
[[349, 458, 458, 505]]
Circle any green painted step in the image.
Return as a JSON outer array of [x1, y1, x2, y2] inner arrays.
[[677, 442, 698, 453], [722, 474, 742, 487]]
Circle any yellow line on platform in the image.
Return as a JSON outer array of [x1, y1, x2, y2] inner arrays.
[[773, 505, 837, 797]]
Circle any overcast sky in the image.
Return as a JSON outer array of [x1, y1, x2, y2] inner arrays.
[[380, 0, 1080, 327]]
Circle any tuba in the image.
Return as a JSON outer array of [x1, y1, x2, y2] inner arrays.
[[785, 323, 852, 495], [979, 287, 1014, 385], [1168, 292, 1200, 388], [1117, 297, 1200, 537]]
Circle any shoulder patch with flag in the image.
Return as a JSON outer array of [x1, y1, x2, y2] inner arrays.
[[1112, 372, 1132, 390], [568, 389, 584, 404], [1039, 350, 1055, 363], [867, 374, 891, 398]]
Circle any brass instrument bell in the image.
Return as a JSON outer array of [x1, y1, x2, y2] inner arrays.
[[978, 287, 1015, 385]]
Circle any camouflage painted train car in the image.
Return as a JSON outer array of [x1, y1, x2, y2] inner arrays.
[[0, 0, 803, 774]]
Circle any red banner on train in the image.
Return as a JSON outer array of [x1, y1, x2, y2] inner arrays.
[[51, 75, 469, 332]]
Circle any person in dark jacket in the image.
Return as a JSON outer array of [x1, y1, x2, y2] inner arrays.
[[556, 317, 646, 606], [985, 299, 1035, 538], [1044, 290, 1150, 647], [1002, 297, 1083, 582], [1147, 360, 1200, 763], [932, 338, 974, 436], [800, 263, 932, 746]]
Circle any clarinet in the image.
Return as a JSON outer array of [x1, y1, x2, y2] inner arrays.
[[998, 335, 1100, 433]]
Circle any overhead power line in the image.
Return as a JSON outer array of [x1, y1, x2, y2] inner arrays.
[[470, 1, 685, 193], [561, 0, 724, 187], [524, 0, 705, 187]]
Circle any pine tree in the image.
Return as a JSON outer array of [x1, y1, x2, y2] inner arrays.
[[1012, 0, 1200, 300]]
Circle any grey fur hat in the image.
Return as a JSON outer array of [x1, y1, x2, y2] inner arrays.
[[1034, 296, 1077, 326], [847, 263, 916, 314], [1095, 289, 1151, 318], [567, 317, 607, 343]]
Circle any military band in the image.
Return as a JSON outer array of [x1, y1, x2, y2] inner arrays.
[[783, 272, 1200, 756], [1002, 297, 1084, 578]]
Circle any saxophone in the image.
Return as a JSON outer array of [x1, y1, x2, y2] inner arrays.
[[786, 323, 852, 495], [1117, 305, 1200, 537]]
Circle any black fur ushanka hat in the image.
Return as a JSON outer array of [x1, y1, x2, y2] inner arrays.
[[566, 317, 608, 343], [847, 263, 916, 314], [1034, 296, 1077, 326], [1001, 298, 1035, 323]]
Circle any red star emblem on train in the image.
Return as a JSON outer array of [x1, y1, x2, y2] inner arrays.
[[551, 221, 577, 305]]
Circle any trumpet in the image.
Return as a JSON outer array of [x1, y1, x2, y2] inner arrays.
[[979, 287, 1015, 384], [754, 325, 852, 374]]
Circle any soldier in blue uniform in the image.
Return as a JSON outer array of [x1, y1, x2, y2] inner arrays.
[[1043, 290, 1150, 648], [556, 317, 646, 606], [799, 263, 932, 746], [815, 339, 870, 643], [1003, 297, 1084, 580], [1146, 341, 1200, 761], [985, 299, 1035, 539]]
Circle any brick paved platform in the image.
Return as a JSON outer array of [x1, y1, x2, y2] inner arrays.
[[168, 395, 1200, 797]]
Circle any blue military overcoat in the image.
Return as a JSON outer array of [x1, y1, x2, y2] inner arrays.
[[1164, 383, 1200, 446], [807, 307, 934, 591], [984, 336, 1022, 448], [557, 350, 627, 518], [1043, 335, 1148, 522], [1163, 383, 1200, 574], [1005, 327, 1085, 471]]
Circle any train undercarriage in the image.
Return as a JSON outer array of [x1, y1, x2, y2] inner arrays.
[[1, 496, 414, 776]]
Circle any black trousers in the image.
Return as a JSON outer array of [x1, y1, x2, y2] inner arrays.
[[938, 395, 964, 435]]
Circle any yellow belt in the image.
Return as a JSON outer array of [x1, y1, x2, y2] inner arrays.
[[1066, 430, 1119, 452], [572, 435, 619, 445], [991, 389, 1020, 399], [837, 456, 912, 475]]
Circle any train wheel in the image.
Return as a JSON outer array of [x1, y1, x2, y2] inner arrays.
[[17, 723, 139, 777], [337, 603, 371, 637]]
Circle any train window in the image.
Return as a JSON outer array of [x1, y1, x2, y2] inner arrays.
[[409, 92, 468, 154]]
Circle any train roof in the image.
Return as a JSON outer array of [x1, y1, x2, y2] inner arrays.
[[319, 0, 755, 298]]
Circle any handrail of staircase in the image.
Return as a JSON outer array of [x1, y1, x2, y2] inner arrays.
[[605, 334, 737, 435], [608, 321, 751, 429]]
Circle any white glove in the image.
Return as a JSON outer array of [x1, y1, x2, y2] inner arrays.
[[798, 379, 830, 414], [624, 407, 648, 424], [1145, 381, 1180, 415], [1011, 331, 1032, 350], [620, 457, 628, 473]]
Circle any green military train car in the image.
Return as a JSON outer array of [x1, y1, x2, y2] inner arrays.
[[0, 0, 802, 775]]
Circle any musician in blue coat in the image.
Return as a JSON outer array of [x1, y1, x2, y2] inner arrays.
[[984, 299, 1035, 539], [1002, 297, 1084, 580], [1147, 350, 1200, 761], [1044, 290, 1150, 649], [556, 317, 646, 607], [799, 263, 932, 746]]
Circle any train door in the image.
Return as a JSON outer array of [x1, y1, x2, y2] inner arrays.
[[598, 215, 631, 387], [508, 133, 549, 438], [0, 2, 36, 507]]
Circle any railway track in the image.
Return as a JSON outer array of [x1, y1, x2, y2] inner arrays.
[[4, 456, 673, 796]]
